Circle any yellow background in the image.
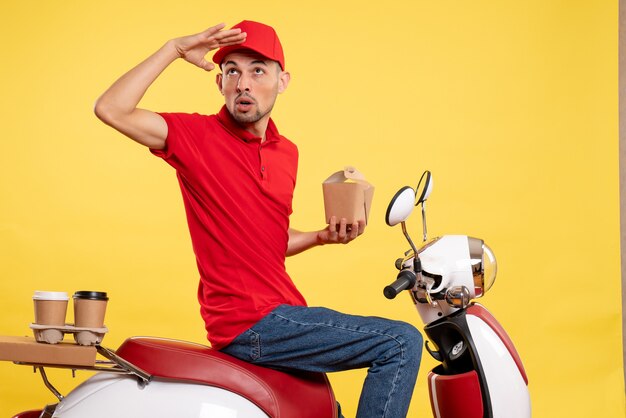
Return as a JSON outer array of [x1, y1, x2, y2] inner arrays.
[[0, 1, 624, 417]]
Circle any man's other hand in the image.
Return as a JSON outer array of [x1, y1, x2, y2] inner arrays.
[[317, 216, 366, 245]]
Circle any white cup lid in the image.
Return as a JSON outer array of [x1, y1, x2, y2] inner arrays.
[[33, 291, 69, 301]]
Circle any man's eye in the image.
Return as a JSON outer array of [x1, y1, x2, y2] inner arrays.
[[254, 68, 265, 75], [227, 69, 239, 75]]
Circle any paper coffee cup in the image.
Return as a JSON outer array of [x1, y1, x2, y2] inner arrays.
[[33, 291, 69, 326], [73, 291, 108, 328]]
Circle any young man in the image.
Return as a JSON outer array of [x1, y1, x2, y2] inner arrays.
[[95, 20, 422, 417]]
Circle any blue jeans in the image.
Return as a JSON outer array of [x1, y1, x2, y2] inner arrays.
[[220, 305, 423, 418]]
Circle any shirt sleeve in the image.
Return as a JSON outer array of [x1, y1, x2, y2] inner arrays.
[[150, 112, 205, 167]]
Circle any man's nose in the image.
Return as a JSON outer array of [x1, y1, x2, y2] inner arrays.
[[236, 73, 251, 92]]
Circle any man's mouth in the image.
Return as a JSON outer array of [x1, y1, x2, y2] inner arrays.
[[235, 95, 256, 112]]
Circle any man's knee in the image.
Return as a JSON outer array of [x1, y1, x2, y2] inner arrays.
[[396, 322, 423, 361]]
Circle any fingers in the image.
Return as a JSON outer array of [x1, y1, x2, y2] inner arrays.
[[176, 24, 247, 71], [200, 23, 227, 36], [200, 24, 246, 47], [357, 220, 366, 235], [343, 219, 365, 243], [321, 216, 366, 246], [348, 221, 359, 240], [213, 29, 246, 44], [331, 218, 346, 243], [327, 217, 365, 244], [328, 216, 338, 241], [325, 216, 347, 243], [196, 59, 216, 72]]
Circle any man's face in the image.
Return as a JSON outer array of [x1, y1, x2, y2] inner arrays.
[[216, 51, 289, 127]]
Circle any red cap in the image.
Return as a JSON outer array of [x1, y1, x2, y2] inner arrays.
[[212, 20, 285, 70]]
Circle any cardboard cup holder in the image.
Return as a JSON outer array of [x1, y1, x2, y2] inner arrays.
[[30, 290, 109, 346], [29, 323, 108, 346]]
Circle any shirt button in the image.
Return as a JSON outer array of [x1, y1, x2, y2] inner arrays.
[[261, 166, 265, 172]]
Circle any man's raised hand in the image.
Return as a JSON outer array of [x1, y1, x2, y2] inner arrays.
[[173, 23, 246, 71]]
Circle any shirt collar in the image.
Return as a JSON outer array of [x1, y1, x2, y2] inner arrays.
[[217, 105, 281, 144]]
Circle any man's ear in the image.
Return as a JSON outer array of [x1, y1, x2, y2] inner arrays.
[[278, 71, 291, 94], [216, 73, 224, 95]]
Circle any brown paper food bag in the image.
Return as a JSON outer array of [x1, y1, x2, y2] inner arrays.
[[322, 167, 374, 225]]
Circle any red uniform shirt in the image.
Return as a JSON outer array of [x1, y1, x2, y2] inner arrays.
[[152, 106, 307, 349]]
